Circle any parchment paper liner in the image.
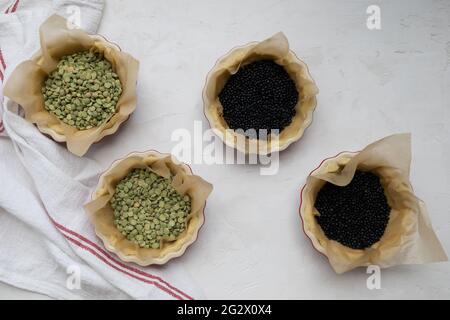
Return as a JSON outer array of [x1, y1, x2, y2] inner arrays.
[[300, 134, 447, 274], [3, 14, 139, 157], [84, 151, 213, 266], [203, 32, 318, 155]]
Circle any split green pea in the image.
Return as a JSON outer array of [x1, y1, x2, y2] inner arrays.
[[110, 168, 192, 249], [42, 50, 122, 130]]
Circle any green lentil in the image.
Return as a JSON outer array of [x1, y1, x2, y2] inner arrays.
[[110, 168, 192, 249], [42, 50, 122, 130]]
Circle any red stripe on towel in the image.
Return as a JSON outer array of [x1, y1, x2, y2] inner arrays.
[[54, 220, 194, 300], [65, 235, 184, 300], [4, 0, 13, 13], [44, 214, 193, 300], [1, 48, 6, 133], [10, 0, 19, 12], [4, 0, 19, 13], [0, 50, 6, 70]]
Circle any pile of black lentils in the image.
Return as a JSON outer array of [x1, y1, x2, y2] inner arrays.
[[314, 170, 391, 250], [219, 60, 299, 137]]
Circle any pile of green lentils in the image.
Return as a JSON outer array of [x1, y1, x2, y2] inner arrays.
[[110, 168, 192, 249], [42, 50, 122, 130]]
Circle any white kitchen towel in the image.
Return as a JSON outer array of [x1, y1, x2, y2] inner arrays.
[[0, 0, 201, 300]]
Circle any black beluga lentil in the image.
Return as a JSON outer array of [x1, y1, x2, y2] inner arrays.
[[314, 170, 391, 250], [218, 60, 299, 137]]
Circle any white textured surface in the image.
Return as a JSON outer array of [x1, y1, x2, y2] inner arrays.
[[2, 0, 450, 299]]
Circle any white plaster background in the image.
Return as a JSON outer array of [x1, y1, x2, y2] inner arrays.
[[1, 0, 449, 299]]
